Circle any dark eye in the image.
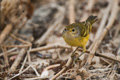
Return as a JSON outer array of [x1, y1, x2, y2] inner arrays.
[[72, 29, 75, 32], [64, 28, 67, 31]]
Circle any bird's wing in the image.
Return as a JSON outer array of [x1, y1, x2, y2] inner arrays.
[[78, 22, 91, 37]]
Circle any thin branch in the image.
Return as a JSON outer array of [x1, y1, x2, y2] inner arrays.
[[30, 44, 89, 53], [5, 45, 31, 48], [86, 0, 95, 11], [0, 47, 17, 57], [0, 24, 12, 45], [95, 53, 120, 63], [10, 34, 31, 45], [4, 34, 32, 48], [8, 66, 31, 80], [9, 48, 26, 73], [69, 0, 75, 24], [2, 46, 9, 66], [30, 44, 71, 52], [30, 65, 40, 76], [94, 0, 113, 40], [27, 47, 32, 64], [19, 55, 28, 72]]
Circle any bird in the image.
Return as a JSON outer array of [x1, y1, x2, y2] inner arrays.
[[62, 15, 97, 54]]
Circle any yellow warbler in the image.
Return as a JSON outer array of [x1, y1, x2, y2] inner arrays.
[[62, 15, 97, 52]]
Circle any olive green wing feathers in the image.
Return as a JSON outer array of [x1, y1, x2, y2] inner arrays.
[[79, 15, 97, 37]]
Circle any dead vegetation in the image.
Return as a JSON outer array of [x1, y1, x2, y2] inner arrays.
[[0, 0, 120, 80]]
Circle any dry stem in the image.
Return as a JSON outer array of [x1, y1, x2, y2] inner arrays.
[[2, 46, 9, 66], [0, 24, 12, 45], [69, 0, 75, 23], [19, 55, 28, 72], [94, 0, 113, 40], [10, 34, 31, 45], [9, 66, 31, 80], [86, 0, 95, 11], [4, 34, 32, 48], [30, 44, 71, 52], [95, 53, 120, 63], [0, 47, 17, 57], [9, 48, 26, 73]]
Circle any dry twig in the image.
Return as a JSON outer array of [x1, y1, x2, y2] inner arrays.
[[10, 34, 31, 45], [1, 46, 9, 66], [0, 24, 12, 45], [69, 0, 75, 23], [86, 0, 95, 11], [9, 48, 27, 73], [4, 34, 32, 48], [95, 0, 113, 40], [30, 44, 71, 52], [19, 56, 28, 72], [9, 66, 31, 80], [0, 47, 17, 57], [95, 53, 120, 63], [27, 47, 32, 64]]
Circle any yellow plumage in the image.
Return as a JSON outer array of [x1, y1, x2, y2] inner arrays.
[[62, 15, 97, 52]]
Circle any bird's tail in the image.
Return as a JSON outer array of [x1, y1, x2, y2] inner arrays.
[[86, 15, 97, 25]]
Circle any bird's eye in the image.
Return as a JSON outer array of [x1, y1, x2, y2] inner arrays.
[[64, 28, 67, 31], [72, 29, 75, 32]]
